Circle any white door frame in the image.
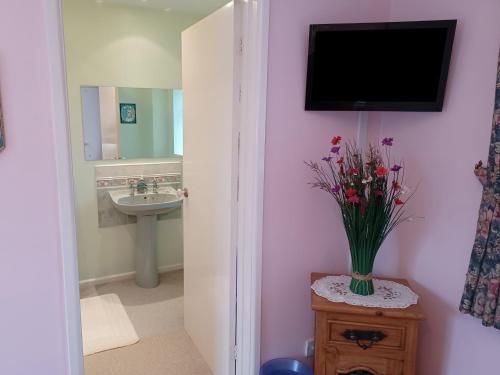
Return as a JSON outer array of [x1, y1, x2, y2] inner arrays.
[[44, 0, 270, 374], [235, 1, 270, 374]]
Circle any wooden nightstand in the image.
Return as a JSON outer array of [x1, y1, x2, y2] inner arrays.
[[311, 273, 426, 375]]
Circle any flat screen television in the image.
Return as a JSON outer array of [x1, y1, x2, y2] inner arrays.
[[305, 20, 457, 112]]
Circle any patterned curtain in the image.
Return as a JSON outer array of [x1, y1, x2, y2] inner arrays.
[[460, 50, 500, 328]]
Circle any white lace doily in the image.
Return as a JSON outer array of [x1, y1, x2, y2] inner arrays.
[[311, 275, 418, 309]]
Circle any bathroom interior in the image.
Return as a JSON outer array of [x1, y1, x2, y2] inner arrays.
[[62, 0, 232, 374]]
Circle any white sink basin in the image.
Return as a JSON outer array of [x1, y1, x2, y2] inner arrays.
[[108, 188, 183, 288], [109, 190, 182, 216]]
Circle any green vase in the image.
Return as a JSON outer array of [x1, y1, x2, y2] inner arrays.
[[349, 257, 375, 296]]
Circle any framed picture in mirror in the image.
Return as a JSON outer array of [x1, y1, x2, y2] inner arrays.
[[120, 103, 137, 124]]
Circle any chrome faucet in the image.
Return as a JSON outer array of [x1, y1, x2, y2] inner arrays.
[[129, 181, 135, 196], [136, 178, 148, 194], [152, 178, 159, 194]]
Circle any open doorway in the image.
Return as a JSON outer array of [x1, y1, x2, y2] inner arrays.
[[60, 0, 239, 374]]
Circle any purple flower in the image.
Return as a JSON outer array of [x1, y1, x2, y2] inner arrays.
[[382, 137, 394, 146], [391, 164, 403, 172], [332, 185, 341, 194], [322, 156, 333, 162], [330, 146, 341, 154]]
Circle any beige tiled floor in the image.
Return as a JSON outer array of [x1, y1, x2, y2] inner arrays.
[[81, 270, 212, 375]]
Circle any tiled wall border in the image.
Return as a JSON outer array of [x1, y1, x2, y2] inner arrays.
[[96, 173, 182, 189]]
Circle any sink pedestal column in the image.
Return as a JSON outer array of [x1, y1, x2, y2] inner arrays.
[[135, 215, 159, 288]]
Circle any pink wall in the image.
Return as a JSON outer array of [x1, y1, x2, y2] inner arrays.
[[377, 0, 500, 374], [261, 0, 500, 372], [0, 2, 69, 374], [261, 0, 390, 362]]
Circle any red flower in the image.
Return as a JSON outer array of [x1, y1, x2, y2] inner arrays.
[[349, 168, 360, 176], [375, 166, 388, 177], [395, 198, 404, 205], [346, 187, 357, 197], [392, 181, 401, 191], [336, 157, 344, 165], [348, 195, 360, 204], [375, 190, 384, 197], [331, 136, 342, 145]]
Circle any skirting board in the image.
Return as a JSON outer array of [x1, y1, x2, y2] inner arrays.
[[79, 264, 184, 289]]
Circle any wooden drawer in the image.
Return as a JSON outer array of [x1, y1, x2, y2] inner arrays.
[[326, 353, 404, 375], [328, 319, 406, 351]]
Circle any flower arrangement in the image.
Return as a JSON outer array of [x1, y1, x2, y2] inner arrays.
[[306, 136, 415, 296]]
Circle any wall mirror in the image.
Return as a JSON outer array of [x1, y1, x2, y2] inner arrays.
[[81, 86, 183, 161]]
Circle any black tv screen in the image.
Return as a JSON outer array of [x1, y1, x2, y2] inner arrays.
[[305, 20, 457, 112]]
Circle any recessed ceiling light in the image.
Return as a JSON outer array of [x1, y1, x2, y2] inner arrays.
[[163, 7, 171, 11], [96, 0, 103, 3], [140, 0, 147, 2]]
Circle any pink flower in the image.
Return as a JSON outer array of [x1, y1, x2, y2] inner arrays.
[[348, 195, 360, 204], [349, 168, 360, 176], [346, 187, 357, 197]]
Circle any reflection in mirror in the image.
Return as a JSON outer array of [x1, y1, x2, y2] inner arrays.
[[81, 86, 183, 161]]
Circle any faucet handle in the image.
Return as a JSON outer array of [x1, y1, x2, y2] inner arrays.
[[128, 179, 136, 196]]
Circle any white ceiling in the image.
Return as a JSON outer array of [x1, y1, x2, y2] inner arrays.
[[103, 0, 231, 15]]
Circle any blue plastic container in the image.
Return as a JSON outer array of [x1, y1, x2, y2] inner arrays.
[[260, 358, 313, 375]]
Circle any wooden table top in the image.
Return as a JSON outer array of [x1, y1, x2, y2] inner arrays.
[[311, 273, 426, 321]]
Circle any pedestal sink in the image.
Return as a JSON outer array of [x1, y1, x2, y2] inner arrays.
[[109, 189, 183, 288]]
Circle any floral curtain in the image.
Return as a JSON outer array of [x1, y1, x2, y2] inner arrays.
[[460, 50, 500, 328]]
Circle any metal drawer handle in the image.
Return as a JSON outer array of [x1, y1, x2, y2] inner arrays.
[[342, 330, 387, 350]]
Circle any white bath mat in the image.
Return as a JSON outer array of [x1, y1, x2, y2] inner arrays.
[[80, 293, 139, 356]]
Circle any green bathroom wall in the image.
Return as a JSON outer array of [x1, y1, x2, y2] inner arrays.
[[63, 0, 198, 281], [118, 87, 153, 159], [152, 89, 175, 158]]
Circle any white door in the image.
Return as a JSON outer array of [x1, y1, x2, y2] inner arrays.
[[182, 3, 236, 375]]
